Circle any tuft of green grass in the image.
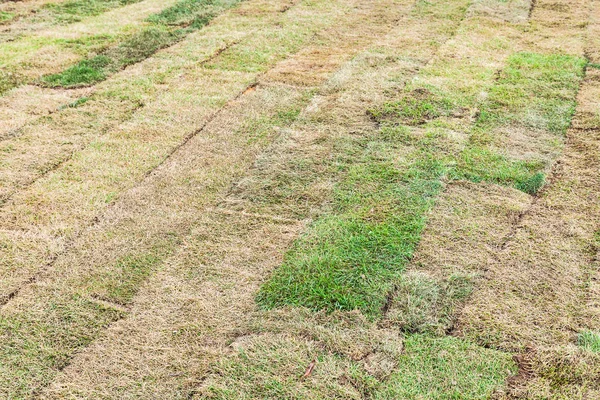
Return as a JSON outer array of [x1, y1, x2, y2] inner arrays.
[[373, 335, 516, 399], [578, 331, 600, 353], [60, 96, 91, 110], [0, 11, 13, 23]]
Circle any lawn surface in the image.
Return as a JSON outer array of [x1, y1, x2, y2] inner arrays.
[[1, 0, 599, 398]]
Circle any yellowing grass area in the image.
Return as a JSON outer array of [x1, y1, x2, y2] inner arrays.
[[0, 0, 599, 398]]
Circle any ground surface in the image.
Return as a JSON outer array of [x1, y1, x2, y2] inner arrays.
[[0, 0, 599, 398]]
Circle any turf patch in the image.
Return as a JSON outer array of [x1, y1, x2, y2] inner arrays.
[[578, 331, 600, 353], [452, 52, 586, 194], [368, 88, 457, 126], [373, 335, 516, 399], [42, 27, 184, 88], [0, 11, 13, 23], [385, 272, 474, 335]]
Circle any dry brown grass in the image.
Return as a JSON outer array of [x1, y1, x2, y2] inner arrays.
[[0, 85, 92, 139]]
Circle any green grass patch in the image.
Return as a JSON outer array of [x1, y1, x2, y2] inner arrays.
[[42, 27, 184, 87], [373, 335, 516, 399], [477, 52, 586, 135], [43, 0, 143, 24], [0, 11, 14, 23], [40, 0, 243, 88], [451, 52, 586, 194], [257, 132, 447, 318], [147, 0, 239, 27], [578, 331, 600, 353], [453, 146, 546, 195]]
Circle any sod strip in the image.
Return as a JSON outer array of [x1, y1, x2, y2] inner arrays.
[[36, 1, 476, 396], [257, 0, 544, 318], [452, 52, 586, 194], [0, 85, 92, 139], [382, 182, 532, 336], [0, 0, 182, 94], [0, 0, 343, 300], [199, 313, 514, 399], [0, 1, 406, 396]]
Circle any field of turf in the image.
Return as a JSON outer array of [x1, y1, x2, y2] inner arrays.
[[0, 0, 599, 398]]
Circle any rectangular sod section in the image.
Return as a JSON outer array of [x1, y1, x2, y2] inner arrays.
[[453, 52, 587, 194], [372, 335, 516, 399], [200, 315, 515, 400]]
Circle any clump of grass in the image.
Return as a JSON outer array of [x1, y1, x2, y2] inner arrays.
[[0, 70, 25, 95], [59, 96, 91, 110], [368, 88, 457, 126], [373, 335, 516, 399], [44, 0, 143, 23], [385, 272, 474, 335], [0, 11, 13, 23], [578, 331, 600, 353]]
